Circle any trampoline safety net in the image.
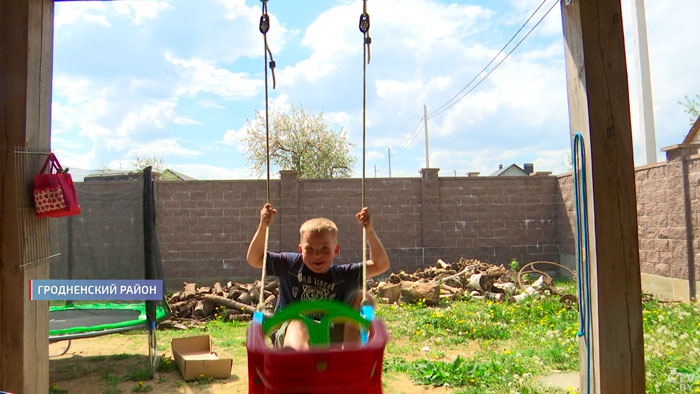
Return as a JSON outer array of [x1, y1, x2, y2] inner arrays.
[[49, 167, 169, 340]]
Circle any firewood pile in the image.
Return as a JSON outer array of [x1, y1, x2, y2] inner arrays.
[[159, 258, 574, 328], [371, 257, 574, 307], [159, 280, 278, 329]]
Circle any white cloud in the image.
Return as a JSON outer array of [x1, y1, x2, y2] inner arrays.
[[55, 3, 110, 28], [54, 1, 170, 28], [201, 0, 289, 63], [167, 54, 263, 99], [51, 77, 112, 137], [279, 0, 490, 87], [169, 163, 255, 180], [125, 139, 201, 159], [325, 111, 351, 130], [427, 145, 569, 176], [366, 150, 384, 160], [113, 1, 172, 26], [222, 127, 248, 148], [115, 100, 199, 137]]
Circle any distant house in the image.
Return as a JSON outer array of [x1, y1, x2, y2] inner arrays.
[[67, 168, 101, 182], [84, 170, 142, 182], [161, 169, 196, 181], [490, 163, 534, 177], [83, 169, 196, 182], [681, 116, 700, 144]]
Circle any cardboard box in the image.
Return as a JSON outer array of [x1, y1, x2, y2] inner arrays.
[[171, 335, 232, 381]]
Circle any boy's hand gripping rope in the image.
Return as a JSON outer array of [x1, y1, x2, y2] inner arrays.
[[256, 0, 276, 319], [360, 0, 371, 308], [359, 1, 374, 345]]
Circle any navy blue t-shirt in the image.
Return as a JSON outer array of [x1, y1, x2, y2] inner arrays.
[[265, 251, 362, 311]]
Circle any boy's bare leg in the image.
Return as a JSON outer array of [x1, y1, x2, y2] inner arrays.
[[283, 320, 310, 351], [343, 292, 375, 345]]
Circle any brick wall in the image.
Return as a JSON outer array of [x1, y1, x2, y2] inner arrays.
[[155, 149, 700, 289], [557, 145, 700, 282], [156, 170, 561, 287]]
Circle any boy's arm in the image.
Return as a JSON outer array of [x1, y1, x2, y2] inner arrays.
[[356, 208, 390, 278], [246, 203, 277, 268]]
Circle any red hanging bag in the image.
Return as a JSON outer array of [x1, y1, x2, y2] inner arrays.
[[33, 153, 81, 218]]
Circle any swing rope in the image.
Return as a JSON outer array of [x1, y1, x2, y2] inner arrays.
[[257, 0, 276, 312], [359, 0, 371, 306], [255, 0, 373, 314]]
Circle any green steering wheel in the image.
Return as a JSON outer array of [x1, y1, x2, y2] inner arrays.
[[261, 300, 371, 346]]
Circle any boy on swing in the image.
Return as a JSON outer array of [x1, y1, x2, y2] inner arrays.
[[246, 203, 390, 351]]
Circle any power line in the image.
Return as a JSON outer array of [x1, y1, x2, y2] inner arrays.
[[394, 0, 558, 156], [427, 0, 549, 120], [427, 0, 559, 120]]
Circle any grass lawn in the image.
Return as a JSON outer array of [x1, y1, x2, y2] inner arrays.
[[49, 283, 700, 393]]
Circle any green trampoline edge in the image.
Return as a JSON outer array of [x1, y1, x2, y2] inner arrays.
[[49, 303, 169, 336]]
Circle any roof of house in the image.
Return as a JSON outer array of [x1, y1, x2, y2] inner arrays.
[[490, 164, 528, 177], [682, 115, 700, 144], [162, 169, 196, 181]]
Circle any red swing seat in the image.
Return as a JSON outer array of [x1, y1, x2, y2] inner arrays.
[[246, 318, 388, 393]]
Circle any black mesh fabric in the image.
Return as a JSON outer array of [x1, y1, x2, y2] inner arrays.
[[50, 168, 169, 319]]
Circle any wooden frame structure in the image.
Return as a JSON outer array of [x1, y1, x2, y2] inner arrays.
[[561, 1, 645, 391], [0, 0, 645, 392], [1, 1, 54, 393]]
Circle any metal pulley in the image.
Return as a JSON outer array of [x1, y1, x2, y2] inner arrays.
[[359, 12, 370, 33], [259, 14, 270, 34]]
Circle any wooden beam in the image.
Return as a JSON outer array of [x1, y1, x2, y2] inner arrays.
[[0, 0, 54, 393], [561, 0, 646, 392]]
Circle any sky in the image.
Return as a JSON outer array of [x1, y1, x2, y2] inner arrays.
[[51, 0, 700, 180]]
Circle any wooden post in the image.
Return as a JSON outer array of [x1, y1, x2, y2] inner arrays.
[[561, 0, 646, 392], [0, 0, 54, 393]]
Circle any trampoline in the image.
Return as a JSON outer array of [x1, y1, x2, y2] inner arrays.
[[48, 168, 169, 372], [49, 303, 169, 341]]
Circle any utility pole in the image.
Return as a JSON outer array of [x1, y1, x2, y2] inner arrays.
[[424, 104, 430, 168], [631, 0, 657, 164], [388, 147, 392, 178]]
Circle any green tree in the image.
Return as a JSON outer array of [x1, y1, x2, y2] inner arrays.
[[132, 154, 166, 172], [131, 155, 180, 180], [243, 105, 357, 178], [679, 94, 700, 124]]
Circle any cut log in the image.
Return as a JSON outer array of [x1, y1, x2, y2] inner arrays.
[[264, 294, 277, 309], [204, 294, 273, 318], [264, 280, 278, 291], [192, 300, 214, 319], [181, 282, 197, 300], [170, 301, 189, 314], [436, 258, 449, 269], [466, 274, 493, 291], [168, 292, 181, 303], [387, 273, 401, 284], [158, 320, 188, 330], [400, 281, 440, 306], [228, 288, 243, 300], [237, 292, 252, 305], [377, 282, 401, 304], [440, 284, 461, 294], [213, 282, 224, 296], [250, 287, 260, 304], [230, 314, 252, 322]]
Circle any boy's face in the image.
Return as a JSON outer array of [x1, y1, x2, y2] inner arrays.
[[299, 230, 339, 274]]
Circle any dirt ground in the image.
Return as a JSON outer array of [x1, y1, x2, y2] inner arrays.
[[49, 333, 456, 394]]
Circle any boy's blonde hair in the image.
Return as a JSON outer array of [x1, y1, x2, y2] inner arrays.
[[299, 218, 338, 241]]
